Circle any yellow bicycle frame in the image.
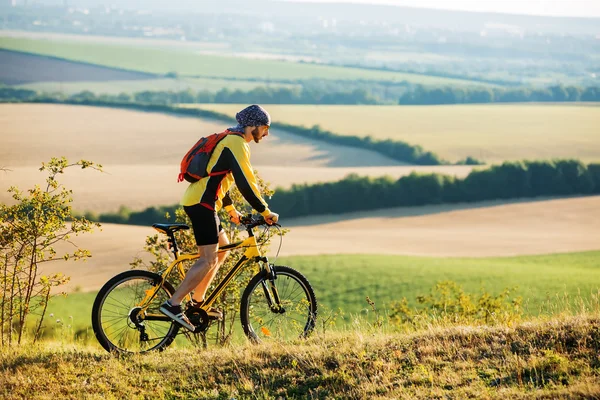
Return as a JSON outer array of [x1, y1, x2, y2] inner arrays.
[[136, 232, 276, 316]]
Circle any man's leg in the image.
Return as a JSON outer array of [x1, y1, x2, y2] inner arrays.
[[161, 204, 223, 329], [168, 242, 219, 305], [191, 230, 230, 303], [160, 246, 218, 331]]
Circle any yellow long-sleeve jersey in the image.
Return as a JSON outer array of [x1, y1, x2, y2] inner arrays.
[[180, 132, 271, 216]]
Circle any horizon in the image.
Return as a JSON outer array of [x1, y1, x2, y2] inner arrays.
[[281, 0, 600, 18]]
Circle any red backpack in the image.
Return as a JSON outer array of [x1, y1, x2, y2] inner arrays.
[[178, 131, 238, 183]]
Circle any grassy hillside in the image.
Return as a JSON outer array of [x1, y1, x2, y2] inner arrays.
[[189, 103, 600, 163], [0, 37, 491, 86], [2, 315, 599, 399], [38, 251, 600, 344]]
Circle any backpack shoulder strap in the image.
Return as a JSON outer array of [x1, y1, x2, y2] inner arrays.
[[203, 131, 244, 177]]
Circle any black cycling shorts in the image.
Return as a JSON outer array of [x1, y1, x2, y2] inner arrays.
[[183, 204, 223, 246]]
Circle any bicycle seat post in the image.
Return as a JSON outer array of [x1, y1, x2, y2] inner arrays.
[[167, 232, 180, 259], [151, 224, 190, 260]]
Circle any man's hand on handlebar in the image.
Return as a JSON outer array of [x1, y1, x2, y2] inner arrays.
[[228, 209, 243, 225], [238, 213, 280, 227], [264, 212, 279, 225]]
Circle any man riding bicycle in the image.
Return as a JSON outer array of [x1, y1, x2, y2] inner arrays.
[[160, 104, 279, 331]]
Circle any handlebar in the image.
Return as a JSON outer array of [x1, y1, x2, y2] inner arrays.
[[240, 214, 280, 229], [239, 214, 284, 260]]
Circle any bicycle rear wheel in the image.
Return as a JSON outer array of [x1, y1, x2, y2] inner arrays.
[[240, 266, 317, 342], [91, 270, 179, 353]]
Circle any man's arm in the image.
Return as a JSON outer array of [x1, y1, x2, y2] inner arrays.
[[222, 191, 243, 224], [222, 191, 235, 212], [222, 141, 271, 216]]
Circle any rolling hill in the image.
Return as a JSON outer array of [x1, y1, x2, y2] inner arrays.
[[0, 103, 474, 213]]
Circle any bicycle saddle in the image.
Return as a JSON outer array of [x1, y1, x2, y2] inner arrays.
[[152, 223, 190, 234]]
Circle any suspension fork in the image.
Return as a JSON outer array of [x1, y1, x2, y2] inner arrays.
[[259, 260, 284, 313]]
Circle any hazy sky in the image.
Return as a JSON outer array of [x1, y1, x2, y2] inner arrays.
[[285, 0, 600, 18]]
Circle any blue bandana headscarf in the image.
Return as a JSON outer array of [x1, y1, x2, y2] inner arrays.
[[229, 105, 271, 133]]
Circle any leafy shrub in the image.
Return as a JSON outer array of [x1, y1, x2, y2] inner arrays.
[[389, 281, 523, 328], [0, 158, 102, 346]]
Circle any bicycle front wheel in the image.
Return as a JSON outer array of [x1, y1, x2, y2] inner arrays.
[[91, 270, 179, 353], [240, 266, 317, 342]]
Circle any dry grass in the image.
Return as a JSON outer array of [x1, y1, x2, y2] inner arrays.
[[192, 103, 600, 163], [0, 103, 474, 213], [1, 314, 599, 399]]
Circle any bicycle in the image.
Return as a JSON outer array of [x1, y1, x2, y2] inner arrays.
[[91, 215, 317, 353]]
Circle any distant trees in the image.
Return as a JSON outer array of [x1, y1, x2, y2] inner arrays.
[[269, 159, 599, 218], [0, 87, 37, 102], [115, 86, 380, 105], [2, 84, 598, 107], [91, 160, 600, 225], [399, 84, 600, 105], [193, 86, 380, 105], [581, 87, 600, 101]]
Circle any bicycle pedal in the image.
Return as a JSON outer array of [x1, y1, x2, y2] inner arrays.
[[187, 303, 223, 321]]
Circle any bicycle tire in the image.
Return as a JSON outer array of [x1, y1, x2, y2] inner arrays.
[[91, 270, 180, 353], [240, 266, 317, 343]]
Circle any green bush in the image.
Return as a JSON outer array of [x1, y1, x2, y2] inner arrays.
[[389, 281, 523, 327], [0, 157, 102, 346], [587, 163, 600, 194]]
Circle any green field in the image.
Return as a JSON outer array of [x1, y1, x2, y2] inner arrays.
[[0, 36, 492, 86], [288, 252, 600, 316], [40, 251, 600, 345], [189, 103, 600, 163]]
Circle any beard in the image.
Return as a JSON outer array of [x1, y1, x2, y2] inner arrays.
[[251, 127, 261, 143]]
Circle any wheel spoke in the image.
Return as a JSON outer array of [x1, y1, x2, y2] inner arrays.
[[92, 272, 179, 353], [241, 267, 316, 342], [102, 317, 128, 332]]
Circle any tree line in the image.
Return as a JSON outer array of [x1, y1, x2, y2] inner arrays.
[[89, 159, 599, 225], [3, 83, 599, 107], [400, 85, 600, 105], [0, 86, 381, 105]]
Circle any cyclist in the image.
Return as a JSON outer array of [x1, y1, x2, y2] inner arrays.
[[160, 104, 279, 331]]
